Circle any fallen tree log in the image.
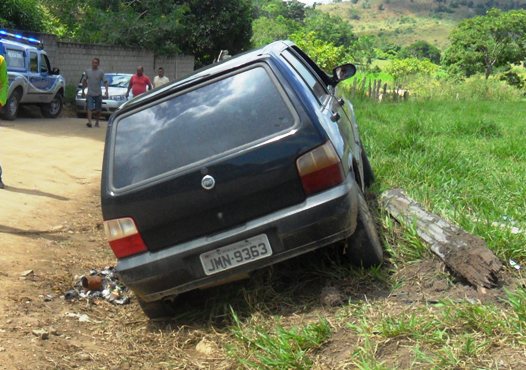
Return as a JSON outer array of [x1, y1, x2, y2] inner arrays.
[[380, 188, 502, 289]]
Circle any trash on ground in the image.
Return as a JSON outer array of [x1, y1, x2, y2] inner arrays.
[[65, 312, 101, 323], [32, 328, 49, 340], [509, 259, 521, 271], [63, 266, 130, 305]]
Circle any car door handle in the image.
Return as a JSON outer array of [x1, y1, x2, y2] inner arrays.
[[330, 112, 340, 122], [338, 98, 345, 106]]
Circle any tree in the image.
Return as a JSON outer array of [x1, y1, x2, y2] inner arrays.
[[303, 10, 355, 47], [443, 9, 526, 79], [41, 0, 253, 66], [384, 58, 440, 83], [251, 16, 299, 47], [290, 31, 346, 71], [400, 40, 441, 64], [1, 0, 46, 31]]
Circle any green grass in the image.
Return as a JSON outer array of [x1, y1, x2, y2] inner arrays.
[[355, 99, 526, 263], [228, 310, 331, 369], [342, 287, 526, 368]]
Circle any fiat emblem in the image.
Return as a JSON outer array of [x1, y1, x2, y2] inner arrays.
[[201, 175, 216, 190]]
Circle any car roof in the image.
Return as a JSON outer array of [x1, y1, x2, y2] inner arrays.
[[119, 40, 295, 111]]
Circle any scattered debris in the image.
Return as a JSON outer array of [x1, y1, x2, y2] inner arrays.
[[20, 270, 34, 277], [63, 267, 130, 305], [32, 328, 49, 340], [509, 259, 521, 271], [65, 312, 101, 323], [381, 188, 503, 289]]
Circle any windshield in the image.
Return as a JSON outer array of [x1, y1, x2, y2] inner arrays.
[[105, 74, 131, 88]]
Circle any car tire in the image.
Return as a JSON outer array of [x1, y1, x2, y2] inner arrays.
[[137, 297, 174, 319], [41, 93, 63, 118], [361, 144, 375, 188], [2, 89, 22, 121], [345, 189, 383, 267]]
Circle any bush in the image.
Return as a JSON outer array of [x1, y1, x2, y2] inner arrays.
[[407, 74, 524, 101]]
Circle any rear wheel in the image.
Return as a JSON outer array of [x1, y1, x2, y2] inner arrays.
[[346, 189, 383, 267], [41, 93, 63, 118], [137, 297, 174, 319], [2, 90, 22, 121]]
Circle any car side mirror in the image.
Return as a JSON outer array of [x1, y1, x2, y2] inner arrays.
[[51, 67, 60, 75], [332, 63, 357, 85]]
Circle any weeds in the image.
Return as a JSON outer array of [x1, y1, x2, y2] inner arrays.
[[228, 309, 331, 369]]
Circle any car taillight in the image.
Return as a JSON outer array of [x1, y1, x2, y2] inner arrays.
[[103, 217, 147, 258], [296, 141, 345, 195]]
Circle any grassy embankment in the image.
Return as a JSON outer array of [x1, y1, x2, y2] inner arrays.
[[223, 99, 526, 369]]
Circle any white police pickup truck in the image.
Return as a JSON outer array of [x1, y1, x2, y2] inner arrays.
[[0, 30, 65, 120]]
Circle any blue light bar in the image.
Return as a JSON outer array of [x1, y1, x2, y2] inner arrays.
[[0, 29, 43, 48]]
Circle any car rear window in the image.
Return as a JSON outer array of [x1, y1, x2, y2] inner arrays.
[[112, 66, 296, 189]]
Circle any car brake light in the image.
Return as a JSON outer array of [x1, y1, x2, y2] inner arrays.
[[296, 141, 345, 195], [103, 217, 147, 258]]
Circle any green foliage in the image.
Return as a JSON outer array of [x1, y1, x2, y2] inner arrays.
[[41, 0, 253, 66], [290, 31, 347, 71], [251, 15, 298, 47], [229, 310, 331, 369], [0, 0, 46, 31], [384, 57, 440, 83], [400, 40, 441, 64], [443, 9, 526, 78], [303, 10, 355, 47], [406, 74, 523, 101]]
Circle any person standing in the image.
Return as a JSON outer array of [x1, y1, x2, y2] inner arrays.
[[0, 52, 8, 188], [153, 67, 170, 88], [82, 57, 108, 128], [126, 66, 152, 98]]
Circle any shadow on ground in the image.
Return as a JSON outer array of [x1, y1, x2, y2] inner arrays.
[[146, 244, 392, 331]]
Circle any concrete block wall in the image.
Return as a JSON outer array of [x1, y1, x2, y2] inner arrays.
[[37, 33, 194, 87]]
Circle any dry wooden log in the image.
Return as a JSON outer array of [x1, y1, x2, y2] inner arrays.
[[381, 188, 502, 288]]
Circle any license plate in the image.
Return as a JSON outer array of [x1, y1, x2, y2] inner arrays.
[[200, 234, 272, 276]]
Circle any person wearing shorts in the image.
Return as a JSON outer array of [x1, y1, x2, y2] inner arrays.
[[82, 57, 108, 128]]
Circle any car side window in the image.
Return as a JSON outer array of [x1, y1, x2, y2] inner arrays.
[[5, 48, 25, 69], [29, 52, 38, 73], [282, 49, 327, 103], [40, 54, 50, 74]]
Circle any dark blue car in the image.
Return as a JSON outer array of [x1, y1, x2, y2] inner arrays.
[[101, 40, 383, 318]]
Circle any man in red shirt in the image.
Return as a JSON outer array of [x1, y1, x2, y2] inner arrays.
[[126, 66, 152, 98]]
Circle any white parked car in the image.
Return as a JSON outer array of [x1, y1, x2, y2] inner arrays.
[[75, 73, 132, 118]]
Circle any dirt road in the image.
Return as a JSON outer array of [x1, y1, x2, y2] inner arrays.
[[0, 115, 236, 369], [0, 116, 114, 368]]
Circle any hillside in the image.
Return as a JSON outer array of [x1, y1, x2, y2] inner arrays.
[[319, 0, 526, 49]]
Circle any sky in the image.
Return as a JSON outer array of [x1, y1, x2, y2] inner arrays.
[[296, 0, 335, 5]]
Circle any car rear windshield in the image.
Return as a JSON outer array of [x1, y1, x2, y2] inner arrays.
[[112, 66, 296, 189]]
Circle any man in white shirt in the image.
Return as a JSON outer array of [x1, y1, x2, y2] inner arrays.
[[153, 67, 170, 88]]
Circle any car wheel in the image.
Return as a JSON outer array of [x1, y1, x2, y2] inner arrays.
[[137, 297, 174, 319], [2, 89, 22, 121], [41, 93, 63, 118], [345, 189, 383, 267], [361, 144, 375, 188]]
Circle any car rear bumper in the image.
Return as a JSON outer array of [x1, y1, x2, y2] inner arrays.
[[116, 176, 360, 302]]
